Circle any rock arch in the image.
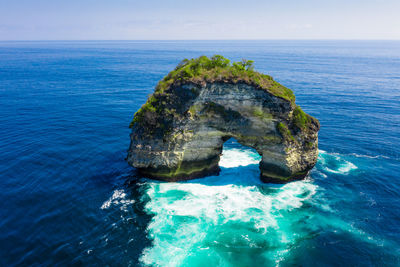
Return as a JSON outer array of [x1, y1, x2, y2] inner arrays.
[[127, 56, 320, 183]]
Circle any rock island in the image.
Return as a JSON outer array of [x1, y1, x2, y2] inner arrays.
[[127, 55, 320, 183]]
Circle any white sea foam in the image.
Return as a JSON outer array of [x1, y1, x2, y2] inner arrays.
[[219, 148, 261, 168], [100, 189, 134, 211], [350, 153, 380, 159], [140, 148, 318, 266], [349, 152, 390, 159], [318, 150, 358, 175], [138, 148, 384, 266]]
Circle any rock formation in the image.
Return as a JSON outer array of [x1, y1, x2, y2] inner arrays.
[[127, 56, 320, 183]]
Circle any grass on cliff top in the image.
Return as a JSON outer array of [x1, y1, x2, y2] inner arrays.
[[129, 56, 316, 129], [155, 55, 296, 103]]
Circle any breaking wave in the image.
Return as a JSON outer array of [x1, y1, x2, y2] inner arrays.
[[318, 150, 358, 175], [219, 148, 261, 168], [137, 146, 388, 266], [139, 147, 318, 266]]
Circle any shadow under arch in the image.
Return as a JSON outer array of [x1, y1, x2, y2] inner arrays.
[[170, 137, 269, 187]]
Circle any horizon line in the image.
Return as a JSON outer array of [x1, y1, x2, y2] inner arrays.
[[1, 39, 400, 42]]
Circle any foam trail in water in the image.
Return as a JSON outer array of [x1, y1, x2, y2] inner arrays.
[[139, 148, 387, 266], [318, 150, 358, 175], [101, 189, 134, 212], [350, 153, 388, 159], [140, 148, 318, 266]]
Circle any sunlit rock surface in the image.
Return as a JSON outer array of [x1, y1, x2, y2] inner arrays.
[[127, 56, 320, 183]]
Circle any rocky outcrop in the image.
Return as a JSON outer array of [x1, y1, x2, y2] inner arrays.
[[127, 56, 320, 183]]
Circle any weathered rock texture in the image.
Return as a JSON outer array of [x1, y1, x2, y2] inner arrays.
[[127, 56, 320, 183]]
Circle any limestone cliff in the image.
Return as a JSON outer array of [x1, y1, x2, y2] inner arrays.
[[127, 55, 320, 183]]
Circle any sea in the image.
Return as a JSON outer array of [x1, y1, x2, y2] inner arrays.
[[0, 41, 399, 266]]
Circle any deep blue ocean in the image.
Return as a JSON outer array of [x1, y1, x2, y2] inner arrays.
[[0, 41, 399, 266]]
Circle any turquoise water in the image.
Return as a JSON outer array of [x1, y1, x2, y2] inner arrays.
[[0, 41, 400, 266]]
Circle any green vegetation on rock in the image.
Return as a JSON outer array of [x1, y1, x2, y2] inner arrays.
[[154, 55, 295, 103], [252, 107, 264, 118], [292, 106, 317, 130], [129, 94, 157, 127], [277, 122, 295, 142], [251, 107, 273, 120], [129, 56, 313, 131], [306, 141, 314, 149], [127, 55, 320, 183]]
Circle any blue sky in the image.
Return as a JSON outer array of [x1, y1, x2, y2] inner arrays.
[[0, 0, 399, 40]]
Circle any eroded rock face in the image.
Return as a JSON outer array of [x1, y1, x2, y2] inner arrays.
[[127, 80, 320, 183]]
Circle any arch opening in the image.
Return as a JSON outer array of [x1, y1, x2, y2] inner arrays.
[[128, 79, 319, 183], [219, 137, 261, 169]]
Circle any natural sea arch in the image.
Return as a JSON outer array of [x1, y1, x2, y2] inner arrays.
[[127, 57, 319, 183], [127, 82, 319, 183]]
